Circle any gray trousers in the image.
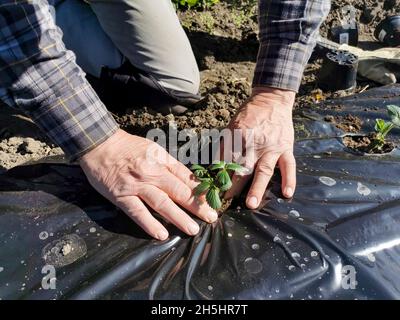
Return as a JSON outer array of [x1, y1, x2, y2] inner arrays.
[[54, 0, 200, 95]]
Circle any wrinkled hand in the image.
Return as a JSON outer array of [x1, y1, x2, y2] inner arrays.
[[79, 129, 218, 240], [223, 87, 296, 209]]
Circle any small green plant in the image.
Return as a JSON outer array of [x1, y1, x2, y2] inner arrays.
[[191, 161, 244, 210], [370, 105, 400, 152], [199, 12, 215, 33], [172, 0, 219, 9]]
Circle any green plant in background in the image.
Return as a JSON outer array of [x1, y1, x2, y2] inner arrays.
[[369, 105, 400, 151], [199, 12, 215, 33], [191, 161, 244, 210], [172, 0, 219, 9]]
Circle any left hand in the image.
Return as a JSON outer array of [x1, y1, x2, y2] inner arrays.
[[222, 86, 297, 209]]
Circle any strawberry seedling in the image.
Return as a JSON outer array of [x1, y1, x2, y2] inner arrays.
[[191, 161, 244, 210], [369, 105, 400, 152]]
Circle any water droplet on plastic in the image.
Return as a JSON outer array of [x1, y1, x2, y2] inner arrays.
[[244, 234, 250, 239], [0, 267, 4, 272], [227, 233, 233, 238], [244, 257, 263, 274], [319, 176, 336, 186], [288, 265, 295, 271], [291, 252, 300, 259], [277, 198, 284, 203], [208, 285, 213, 291], [39, 231, 48, 240], [225, 220, 234, 227], [286, 234, 293, 240], [357, 182, 371, 196], [89, 227, 96, 233], [251, 243, 260, 250], [311, 251, 319, 258], [289, 210, 300, 218], [273, 235, 281, 242], [367, 253, 376, 262]]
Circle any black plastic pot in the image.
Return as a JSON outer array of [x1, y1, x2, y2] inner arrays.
[[329, 24, 359, 46], [374, 15, 400, 47], [317, 50, 359, 92]]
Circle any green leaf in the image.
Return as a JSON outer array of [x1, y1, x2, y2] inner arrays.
[[191, 164, 206, 171], [219, 180, 232, 192], [210, 161, 226, 170], [187, 0, 198, 6], [206, 187, 222, 209], [216, 170, 232, 191], [387, 105, 400, 127], [194, 180, 211, 196], [226, 163, 244, 172], [375, 119, 386, 133], [193, 170, 205, 178]]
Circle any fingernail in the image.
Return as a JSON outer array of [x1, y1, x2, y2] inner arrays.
[[247, 196, 258, 208], [208, 211, 218, 223], [157, 229, 169, 241], [284, 187, 294, 198], [188, 222, 200, 235]]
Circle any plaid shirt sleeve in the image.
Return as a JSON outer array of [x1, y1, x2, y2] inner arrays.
[[0, 0, 119, 161], [253, 0, 331, 92]]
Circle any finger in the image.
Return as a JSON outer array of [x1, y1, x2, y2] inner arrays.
[[158, 172, 218, 223], [278, 151, 296, 198], [167, 158, 200, 190], [116, 196, 169, 241], [246, 153, 280, 209], [139, 186, 200, 236], [224, 151, 257, 200]]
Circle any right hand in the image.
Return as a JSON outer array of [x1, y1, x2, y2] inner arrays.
[[79, 129, 218, 240]]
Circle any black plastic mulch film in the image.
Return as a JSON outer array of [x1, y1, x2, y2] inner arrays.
[[1, 85, 400, 300]]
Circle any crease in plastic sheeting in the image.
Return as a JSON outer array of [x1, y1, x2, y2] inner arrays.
[[1, 85, 400, 299], [70, 236, 181, 300]]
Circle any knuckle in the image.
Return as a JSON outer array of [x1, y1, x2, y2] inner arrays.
[[285, 158, 296, 167], [115, 199, 142, 218], [152, 194, 170, 212], [257, 163, 275, 177]]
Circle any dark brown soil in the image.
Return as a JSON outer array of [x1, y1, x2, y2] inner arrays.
[[321, 0, 400, 38], [217, 198, 233, 216], [343, 133, 395, 154], [116, 0, 396, 137], [0, 0, 398, 170], [324, 114, 363, 133]]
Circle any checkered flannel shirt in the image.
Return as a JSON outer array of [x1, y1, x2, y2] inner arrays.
[[0, 0, 330, 161], [254, 0, 331, 91], [0, 0, 118, 161]]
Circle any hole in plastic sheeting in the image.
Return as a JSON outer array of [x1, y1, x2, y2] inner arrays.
[[42, 234, 87, 268]]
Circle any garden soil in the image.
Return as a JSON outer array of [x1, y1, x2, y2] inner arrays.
[[1, 0, 400, 170]]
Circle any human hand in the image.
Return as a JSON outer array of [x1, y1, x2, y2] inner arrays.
[[79, 129, 218, 240], [223, 87, 296, 209]]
